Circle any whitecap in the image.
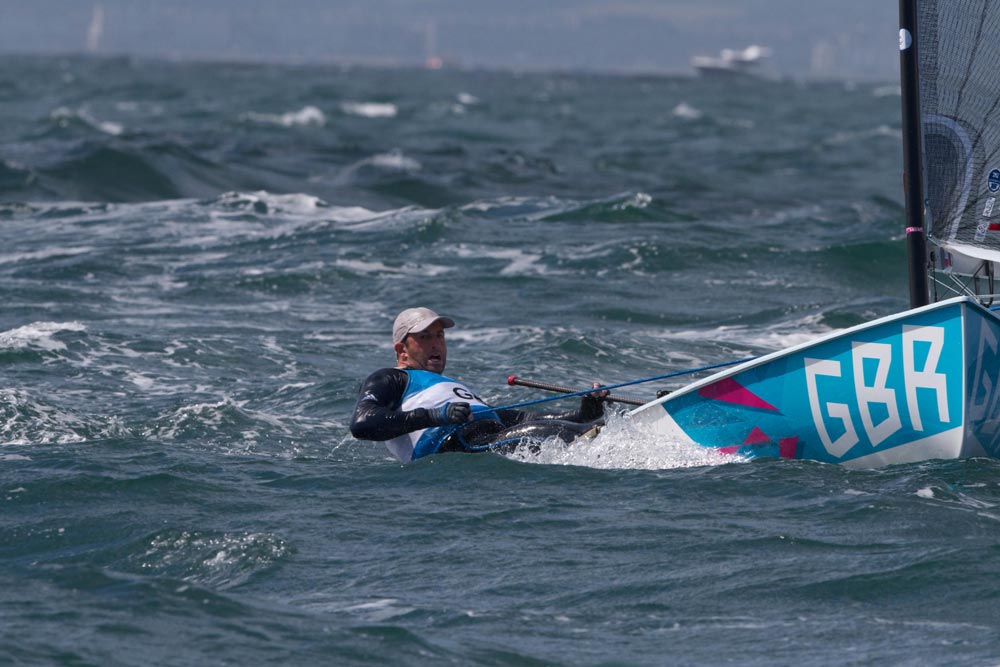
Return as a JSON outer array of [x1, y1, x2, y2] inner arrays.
[[451, 244, 551, 276], [0, 246, 94, 266], [0, 322, 87, 351], [128, 373, 156, 391], [459, 195, 568, 222], [246, 105, 326, 127], [367, 151, 421, 171], [672, 102, 703, 120], [332, 151, 421, 185], [0, 388, 90, 445], [115, 100, 164, 115], [333, 258, 452, 277], [342, 598, 415, 621], [213, 190, 329, 214], [825, 124, 900, 146], [50, 106, 124, 135], [340, 101, 398, 118], [659, 312, 833, 353], [873, 85, 901, 98], [612, 192, 652, 210], [140, 530, 290, 589]]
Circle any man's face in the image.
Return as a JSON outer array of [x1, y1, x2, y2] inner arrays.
[[396, 321, 448, 373]]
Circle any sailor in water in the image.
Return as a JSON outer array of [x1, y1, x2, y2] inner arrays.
[[350, 307, 607, 463]]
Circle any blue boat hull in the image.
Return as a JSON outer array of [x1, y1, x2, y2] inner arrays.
[[630, 297, 1000, 467]]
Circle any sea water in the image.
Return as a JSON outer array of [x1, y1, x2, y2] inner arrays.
[[2, 55, 998, 666]]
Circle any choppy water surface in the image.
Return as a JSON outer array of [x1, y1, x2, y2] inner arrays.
[[2, 55, 998, 666]]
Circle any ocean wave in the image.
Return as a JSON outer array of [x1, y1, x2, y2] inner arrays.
[[659, 312, 834, 354], [141, 397, 321, 455], [38, 143, 185, 201], [241, 105, 326, 127], [872, 84, 901, 97], [115, 100, 166, 115], [823, 124, 901, 147], [325, 151, 424, 195], [450, 244, 553, 277], [0, 192, 411, 266], [537, 192, 667, 223], [0, 321, 87, 352], [672, 102, 703, 120], [0, 388, 130, 445], [340, 101, 398, 118], [143, 398, 262, 444], [0, 201, 110, 220], [0, 246, 95, 267], [49, 106, 125, 136], [0, 159, 36, 193], [333, 151, 422, 183], [128, 529, 291, 590], [461, 195, 564, 219], [210, 190, 330, 214], [12, 131, 347, 204]]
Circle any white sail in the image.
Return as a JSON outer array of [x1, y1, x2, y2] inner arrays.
[[917, 1, 1000, 303], [86, 4, 105, 54]]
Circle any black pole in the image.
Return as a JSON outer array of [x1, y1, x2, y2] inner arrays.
[[899, 0, 931, 307]]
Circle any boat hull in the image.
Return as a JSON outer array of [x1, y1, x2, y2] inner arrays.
[[629, 297, 1000, 467]]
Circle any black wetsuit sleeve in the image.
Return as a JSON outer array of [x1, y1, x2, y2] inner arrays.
[[496, 393, 604, 427], [350, 368, 438, 441]]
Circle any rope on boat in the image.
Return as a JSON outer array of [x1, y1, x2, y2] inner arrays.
[[482, 356, 758, 413]]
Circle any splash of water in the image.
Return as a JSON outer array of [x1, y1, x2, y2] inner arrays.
[[506, 412, 745, 470]]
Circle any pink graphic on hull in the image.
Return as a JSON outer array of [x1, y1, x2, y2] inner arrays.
[[715, 432, 799, 459], [743, 426, 770, 444], [699, 377, 799, 459], [698, 377, 779, 411], [778, 437, 799, 459]]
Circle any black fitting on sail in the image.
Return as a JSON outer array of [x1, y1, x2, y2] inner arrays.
[[899, 0, 931, 308]]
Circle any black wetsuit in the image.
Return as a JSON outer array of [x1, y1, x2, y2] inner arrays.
[[350, 367, 604, 456]]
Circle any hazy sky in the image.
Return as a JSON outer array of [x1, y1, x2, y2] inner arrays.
[[1, 1, 900, 80]]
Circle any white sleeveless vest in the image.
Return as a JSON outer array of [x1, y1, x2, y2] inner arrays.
[[385, 370, 499, 462]]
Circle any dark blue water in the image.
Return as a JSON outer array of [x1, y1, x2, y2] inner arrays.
[[2, 55, 998, 666]]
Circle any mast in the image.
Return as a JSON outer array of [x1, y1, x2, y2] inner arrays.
[[899, 0, 930, 307]]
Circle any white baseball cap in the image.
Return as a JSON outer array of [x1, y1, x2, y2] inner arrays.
[[392, 307, 455, 344]]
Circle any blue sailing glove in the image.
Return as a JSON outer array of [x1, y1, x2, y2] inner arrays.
[[430, 402, 472, 425]]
